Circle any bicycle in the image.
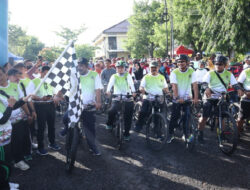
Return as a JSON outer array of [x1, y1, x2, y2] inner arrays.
[[173, 100, 198, 151], [65, 105, 95, 173], [111, 94, 133, 150], [145, 94, 168, 151], [206, 92, 238, 156]]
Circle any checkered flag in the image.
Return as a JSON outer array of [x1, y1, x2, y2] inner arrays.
[[45, 44, 76, 95], [67, 60, 83, 127], [39, 41, 83, 127]]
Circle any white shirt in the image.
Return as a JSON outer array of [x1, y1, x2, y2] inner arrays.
[[195, 69, 208, 83]]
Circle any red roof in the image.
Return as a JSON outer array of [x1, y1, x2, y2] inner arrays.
[[175, 45, 194, 55]]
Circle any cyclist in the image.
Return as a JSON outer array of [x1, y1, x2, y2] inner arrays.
[[106, 60, 136, 141], [237, 67, 250, 134], [168, 54, 199, 143], [198, 55, 241, 143], [195, 61, 208, 99], [134, 61, 169, 133]]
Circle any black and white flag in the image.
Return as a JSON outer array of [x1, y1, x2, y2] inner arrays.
[[35, 41, 83, 127]]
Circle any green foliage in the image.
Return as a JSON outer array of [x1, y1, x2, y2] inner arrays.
[[23, 36, 45, 60], [8, 24, 45, 60], [125, 0, 162, 58], [201, 0, 250, 57], [54, 25, 86, 45], [75, 44, 97, 61], [39, 47, 63, 62]]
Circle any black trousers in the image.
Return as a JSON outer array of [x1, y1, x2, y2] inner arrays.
[[107, 101, 134, 136], [35, 103, 55, 150], [169, 102, 191, 135], [81, 111, 97, 151], [11, 120, 31, 163], [0, 144, 11, 190]]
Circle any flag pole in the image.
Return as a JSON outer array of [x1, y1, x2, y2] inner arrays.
[[32, 40, 74, 95]]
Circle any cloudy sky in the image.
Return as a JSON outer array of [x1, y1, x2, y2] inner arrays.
[[9, 0, 135, 46]]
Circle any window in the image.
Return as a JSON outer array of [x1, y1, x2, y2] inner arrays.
[[108, 37, 117, 50]]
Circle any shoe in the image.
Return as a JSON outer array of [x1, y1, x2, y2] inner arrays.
[[59, 128, 67, 137], [167, 134, 174, 144], [48, 143, 61, 151], [14, 160, 30, 171], [24, 155, 32, 161], [105, 125, 112, 130], [182, 135, 186, 142], [124, 135, 130, 141], [198, 131, 205, 144], [37, 148, 48, 156], [32, 143, 38, 149], [9, 182, 19, 189], [92, 149, 101, 156], [134, 125, 142, 133], [187, 134, 194, 143]]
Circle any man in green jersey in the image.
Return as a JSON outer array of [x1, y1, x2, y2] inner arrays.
[[31, 66, 62, 156], [106, 61, 136, 141], [134, 61, 169, 133], [198, 55, 241, 143], [77, 58, 103, 155], [237, 67, 250, 134], [168, 54, 199, 143]]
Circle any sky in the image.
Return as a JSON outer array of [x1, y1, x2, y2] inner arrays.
[[9, 0, 135, 46]]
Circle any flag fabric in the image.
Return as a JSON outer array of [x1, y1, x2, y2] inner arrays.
[[45, 42, 83, 127]]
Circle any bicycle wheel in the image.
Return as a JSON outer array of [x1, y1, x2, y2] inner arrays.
[[133, 101, 142, 122], [146, 113, 168, 151], [217, 112, 238, 156], [185, 114, 198, 152], [65, 125, 80, 173]]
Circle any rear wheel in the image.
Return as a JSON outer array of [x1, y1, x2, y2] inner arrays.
[[217, 112, 238, 156], [146, 113, 168, 151], [65, 125, 80, 173]]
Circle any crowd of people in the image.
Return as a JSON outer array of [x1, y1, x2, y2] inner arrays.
[[0, 53, 250, 190]]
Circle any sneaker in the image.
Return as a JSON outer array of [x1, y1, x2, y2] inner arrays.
[[198, 131, 205, 144], [32, 143, 38, 149], [59, 128, 67, 137], [105, 125, 112, 130], [124, 135, 130, 141], [37, 148, 48, 156], [24, 155, 32, 161], [48, 143, 61, 151], [9, 182, 19, 189], [182, 135, 186, 142], [134, 125, 142, 133], [14, 160, 30, 171], [91, 148, 101, 156], [187, 134, 194, 143], [167, 134, 174, 144]]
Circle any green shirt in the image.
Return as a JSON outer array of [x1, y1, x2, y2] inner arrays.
[[32, 78, 55, 97]]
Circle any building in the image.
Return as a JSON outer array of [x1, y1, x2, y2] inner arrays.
[[93, 19, 130, 60]]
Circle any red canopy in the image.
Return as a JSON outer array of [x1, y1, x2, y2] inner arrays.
[[175, 45, 194, 55]]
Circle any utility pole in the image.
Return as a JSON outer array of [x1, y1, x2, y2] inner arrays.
[[163, 0, 168, 58], [170, 0, 174, 58], [0, 0, 8, 66]]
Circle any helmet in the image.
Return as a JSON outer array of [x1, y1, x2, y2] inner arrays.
[[176, 54, 189, 62], [149, 61, 158, 67], [115, 60, 126, 67], [215, 55, 228, 65]]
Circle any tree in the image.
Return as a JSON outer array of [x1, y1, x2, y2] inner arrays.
[[126, 0, 162, 58], [54, 25, 86, 45], [23, 36, 44, 60], [75, 44, 97, 61], [200, 0, 250, 57], [39, 47, 63, 62]]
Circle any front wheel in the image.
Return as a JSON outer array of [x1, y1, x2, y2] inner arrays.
[[185, 114, 198, 152], [217, 112, 238, 156], [65, 125, 80, 173], [146, 113, 168, 151]]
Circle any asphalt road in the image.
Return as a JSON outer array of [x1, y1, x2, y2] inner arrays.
[[11, 113, 250, 190]]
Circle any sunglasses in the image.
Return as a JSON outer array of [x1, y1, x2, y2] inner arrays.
[[177, 60, 186, 63]]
